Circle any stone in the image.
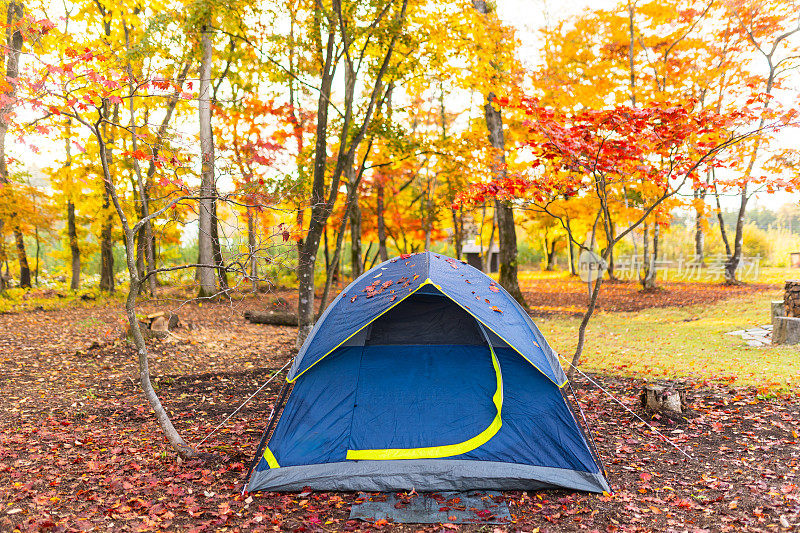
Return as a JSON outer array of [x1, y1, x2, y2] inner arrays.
[[150, 316, 169, 332], [772, 316, 800, 345]]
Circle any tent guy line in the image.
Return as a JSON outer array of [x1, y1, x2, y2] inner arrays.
[[197, 359, 293, 447], [557, 354, 695, 462]]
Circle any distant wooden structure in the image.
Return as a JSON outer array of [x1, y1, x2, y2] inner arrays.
[[461, 243, 499, 273]]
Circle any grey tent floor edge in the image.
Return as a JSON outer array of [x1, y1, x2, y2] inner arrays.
[[247, 459, 610, 494]]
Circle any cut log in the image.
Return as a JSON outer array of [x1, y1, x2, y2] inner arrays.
[[244, 310, 298, 327], [640, 384, 686, 417], [773, 316, 800, 345], [772, 300, 786, 328]]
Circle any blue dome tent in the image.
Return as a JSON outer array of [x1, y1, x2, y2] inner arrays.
[[246, 252, 609, 493]]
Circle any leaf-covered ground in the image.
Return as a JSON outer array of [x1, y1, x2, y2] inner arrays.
[[1, 287, 798, 532], [518, 272, 778, 317]]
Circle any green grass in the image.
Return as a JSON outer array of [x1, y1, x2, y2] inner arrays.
[[539, 290, 798, 392]]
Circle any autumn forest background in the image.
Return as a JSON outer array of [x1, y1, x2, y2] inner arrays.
[[1, 0, 800, 531]]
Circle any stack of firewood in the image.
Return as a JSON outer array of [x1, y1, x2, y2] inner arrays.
[[784, 281, 800, 317]]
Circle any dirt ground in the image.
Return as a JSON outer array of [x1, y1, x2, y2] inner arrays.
[[0, 287, 798, 532]]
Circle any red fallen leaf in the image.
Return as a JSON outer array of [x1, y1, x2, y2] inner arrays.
[[400, 254, 412, 259], [640, 472, 652, 482], [439, 506, 450, 511], [475, 509, 492, 518], [485, 299, 490, 304], [390, 296, 397, 302], [465, 279, 472, 283], [489, 286, 500, 293], [491, 306, 502, 313], [350, 296, 357, 302]]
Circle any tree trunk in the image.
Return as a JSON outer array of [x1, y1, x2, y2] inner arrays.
[[725, 187, 747, 284], [569, 269, 603, 380], [13, 230, 30, 288], [481, 90, 525, 306], [0, 1, 29, 289], [713, 181, 731, 257], [349, 179, 362, 279], [211, 198, 229, 291], [694, 188, 706, 262], [197, 24, 216, 297], [566, 216, 576, 275], [452, 206, 463, 260], [606, 220, 616, 280], [95, 120, 194, 459], [643, 223, 659, 290], [377, 182, 389, 261], [99, 198, 115, 293], [247, 206, 257, 292], [472, 0, 525, 306], [297, 0, 407, 347], [640, 221, 650, 285], [67, 200, 80, 290], [495, 199, 526, 308], [545, 237, 557, 271]]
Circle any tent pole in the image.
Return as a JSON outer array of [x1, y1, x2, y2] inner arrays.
[[243, 380, 291, 493]]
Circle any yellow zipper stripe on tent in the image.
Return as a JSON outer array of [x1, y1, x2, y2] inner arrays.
[[345, 342, 502, 461], [263, 446, 280, 469], [288, 279, 433, 384], [427, 281, 568, 388]]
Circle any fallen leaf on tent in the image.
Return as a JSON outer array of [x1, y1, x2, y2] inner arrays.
[[485, 299, 490, 304], [350, 296, 357, 302], [465, 279, 472, 284], [400, 253, 411, 259], [374, 273, 382, 278], [491, 306, 503, 313], [413, 274, 419, 280], [390, 296, 397, 302], [489, 286, 500, 293]]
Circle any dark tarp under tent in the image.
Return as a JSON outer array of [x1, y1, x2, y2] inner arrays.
[[245, 252, 609, 493]]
